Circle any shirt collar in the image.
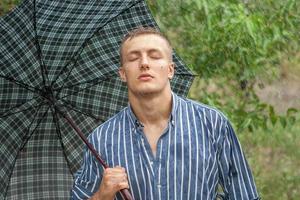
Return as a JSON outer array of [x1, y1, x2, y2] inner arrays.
[[127, 92, 178, 128]]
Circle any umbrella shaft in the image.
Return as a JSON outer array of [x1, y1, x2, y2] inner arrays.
[[56, 107, 132, 200], [62, 111, 108, 168]]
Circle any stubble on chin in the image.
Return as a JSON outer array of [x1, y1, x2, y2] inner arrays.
[[130, 87, 160, 98]]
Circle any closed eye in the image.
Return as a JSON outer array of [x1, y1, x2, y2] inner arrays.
[[128, 56, 139, 61], [127, 53, 140, 61], [149, 50, 162, 59]]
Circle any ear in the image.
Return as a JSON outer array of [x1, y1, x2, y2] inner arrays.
[[118, 67, 127, 82], [168, 62, 175, 80]]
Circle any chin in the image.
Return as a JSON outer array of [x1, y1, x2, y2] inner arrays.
[[133, 88, 161, 96]]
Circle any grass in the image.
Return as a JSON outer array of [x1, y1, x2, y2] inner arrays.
[[239, 119, 300, 200]]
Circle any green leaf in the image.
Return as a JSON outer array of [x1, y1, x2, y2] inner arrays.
[[287, 108, 298, 116], [279, 116, 287, 128], [288, 116, 296, 126], [269, 106, 277, 125], [241, 118, 252, 130]]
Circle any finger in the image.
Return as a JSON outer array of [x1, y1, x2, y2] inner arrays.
[[115, 181, 130, 190], [103, 177, 129, 191], [103, 169, 127, 180], [105, 167, 125, 174], [105, 174, 128, 184], [103, 171, 127, 184], [109, 175, 128, 184], [104, 170, 127, 178], [114, 165, 126, 170], [114, 166, 126, 172]]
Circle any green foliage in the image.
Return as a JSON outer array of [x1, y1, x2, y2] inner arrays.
[[148, 0, 300, 132], [0, 0, 21, 16], [239, 115, 300, 200], [149, 0, 299, 78], [188, 77, 298, 132]]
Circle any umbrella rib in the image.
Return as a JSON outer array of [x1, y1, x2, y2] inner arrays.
[[19, 103, 45, 150], [50, 0, 143, 92], [53, 59, 80, 99], [55, 76, 111, 100], [4, 105, 49, 197], [50, 105, 75, 178], [33, 0, 50, 88], [0, 97, 37, 118], [0, 74, 42, 93], [0, 101, 47, 118], [53, 74, 113, 92], [60, 99, 103, 122]]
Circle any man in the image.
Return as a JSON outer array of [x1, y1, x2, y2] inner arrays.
[[71, 27, 259, 200]]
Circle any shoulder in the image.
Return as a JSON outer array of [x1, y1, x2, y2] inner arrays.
[[175, 94, 232, 141], [177, 96, 233, 146], [88, 106, 129, 141], [176, 94, 228, 123]]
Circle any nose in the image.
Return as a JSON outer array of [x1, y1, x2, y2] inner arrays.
[[140, 55, 149, 70]]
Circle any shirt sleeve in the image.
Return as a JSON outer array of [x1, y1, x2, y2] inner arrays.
[[218, 120, 260, 200], [70, 137, 104, 200]]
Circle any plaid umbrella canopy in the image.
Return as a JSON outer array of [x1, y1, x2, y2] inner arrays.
[[0, 0, 194, 199]]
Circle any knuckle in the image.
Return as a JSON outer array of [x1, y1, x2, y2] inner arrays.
[[105, 168, 112, 172], [103, 169, 109, 175], [117, 182, 124, 189], [102, 181, 110, 188]]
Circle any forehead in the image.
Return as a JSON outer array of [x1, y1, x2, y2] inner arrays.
[[122, 34, 170, 53]]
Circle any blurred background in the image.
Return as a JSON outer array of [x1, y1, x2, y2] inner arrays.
[[1, 0, 299, 199]]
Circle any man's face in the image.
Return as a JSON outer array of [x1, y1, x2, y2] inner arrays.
[[119, 34, 174, 96]]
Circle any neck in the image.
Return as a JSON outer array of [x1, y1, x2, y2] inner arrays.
[[128, 89, 172, 125]]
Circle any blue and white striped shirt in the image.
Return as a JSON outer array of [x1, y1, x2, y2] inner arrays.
[[71, 93, 259, 200]]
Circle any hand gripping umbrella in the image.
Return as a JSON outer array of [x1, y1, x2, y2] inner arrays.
[[0, 0, 194, 199]]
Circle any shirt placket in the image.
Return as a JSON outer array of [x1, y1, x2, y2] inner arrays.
[[137, 122, 170, 200], [153, 135, 166, 200]]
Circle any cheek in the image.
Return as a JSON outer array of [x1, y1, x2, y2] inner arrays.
[[154, 60, 169, 70], [158, 63, 171, 74], [124, 69, 140, 82]]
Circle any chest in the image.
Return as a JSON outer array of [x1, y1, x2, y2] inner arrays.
[[142, 123, 168, 157], [104, 125, 219, 200]]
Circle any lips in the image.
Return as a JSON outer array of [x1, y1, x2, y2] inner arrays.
[[138, 74, 153, 80]]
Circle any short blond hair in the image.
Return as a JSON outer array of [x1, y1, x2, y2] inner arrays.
[[120, 26, 172, 65]]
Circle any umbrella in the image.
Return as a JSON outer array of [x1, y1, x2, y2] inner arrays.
[[0, 0, 194, 199]]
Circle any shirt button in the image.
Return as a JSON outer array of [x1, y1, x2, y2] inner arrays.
[[157, 184, 161, 188], [150, 161, 153, 165]]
